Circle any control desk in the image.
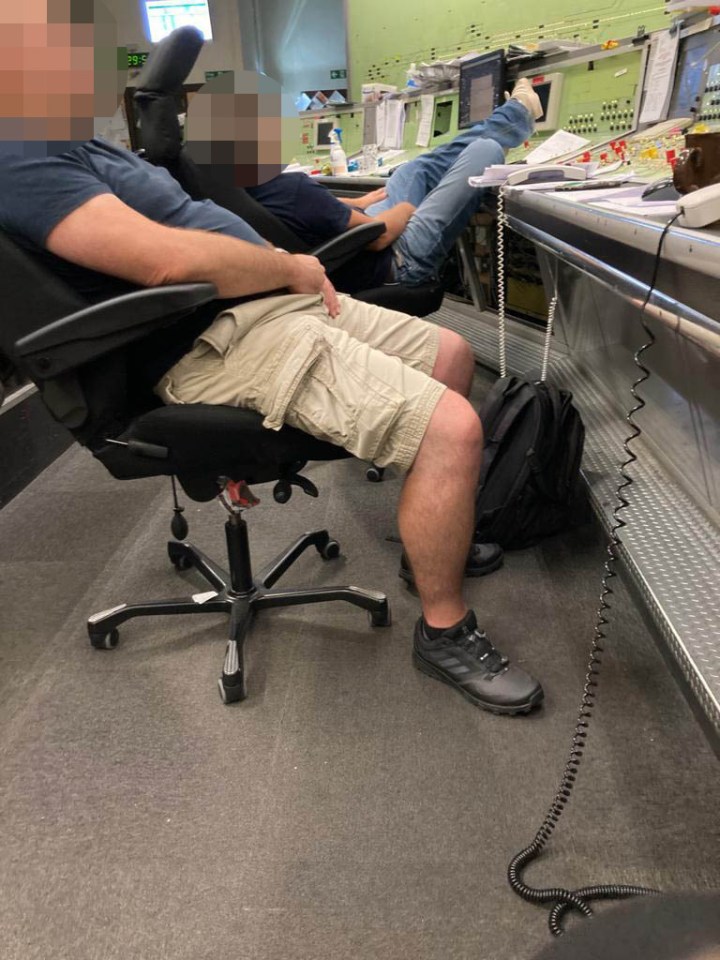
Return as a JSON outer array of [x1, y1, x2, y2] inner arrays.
[[299, 20, 720, 186], [500, 180, 720, 735]]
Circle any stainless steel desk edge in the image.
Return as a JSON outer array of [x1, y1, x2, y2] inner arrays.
[[505, 213, 720, 357]]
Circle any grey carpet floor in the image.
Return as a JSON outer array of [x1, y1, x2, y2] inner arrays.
[[1, 392, 718, 959]]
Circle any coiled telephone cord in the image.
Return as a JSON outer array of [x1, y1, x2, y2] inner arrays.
[[504, 195, 681, 935]]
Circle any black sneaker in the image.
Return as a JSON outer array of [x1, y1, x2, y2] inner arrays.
[[399, 541, 503, 586], [413, 611, 543, 715]]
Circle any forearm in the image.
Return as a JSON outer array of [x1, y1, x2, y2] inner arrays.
[[338, 195, 376, 211], [158, 228, 299, 298], [367, 202, 416, 251], [339, 188, 387, 210]]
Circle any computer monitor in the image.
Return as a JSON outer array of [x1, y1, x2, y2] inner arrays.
[[431, 98, 453, 139], [458, 50, 506, 129], [315, 119, 335, 151], [529, 73, 563, 131], [143, 1, 213, 44], [667, 26, 720, 122]]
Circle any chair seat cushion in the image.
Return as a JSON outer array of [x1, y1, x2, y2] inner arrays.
[[95, 403, 350, 494]]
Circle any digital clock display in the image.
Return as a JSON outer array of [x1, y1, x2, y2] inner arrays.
[[128, 52, 150, 69]]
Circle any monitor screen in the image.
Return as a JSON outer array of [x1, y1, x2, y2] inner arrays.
[[315, 120, 335, 150], [459, 50, 506, 129], [143, 1, 213, 43], [529, 73, 563, 131], [533, 81, 552, 118], [667, 26, 720, 121]]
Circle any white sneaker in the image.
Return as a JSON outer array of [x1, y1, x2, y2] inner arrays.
[[510, 78, 544, 120]]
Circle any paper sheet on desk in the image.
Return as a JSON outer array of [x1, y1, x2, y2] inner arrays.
[[530, 174, 639, 201], [524, 130, 590, 164], [592, 187, 679, 217]]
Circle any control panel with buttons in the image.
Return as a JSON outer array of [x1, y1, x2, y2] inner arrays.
[[696, 64, 720, 124], [507, 49, 641, 163]]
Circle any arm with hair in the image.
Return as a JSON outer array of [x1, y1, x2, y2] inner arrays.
[[46, 194, 328, 299]]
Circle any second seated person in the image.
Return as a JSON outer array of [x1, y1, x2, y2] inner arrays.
[[244, 80, 544, 294]]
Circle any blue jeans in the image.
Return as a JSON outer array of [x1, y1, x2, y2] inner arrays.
[[365, 99, 533, 286]]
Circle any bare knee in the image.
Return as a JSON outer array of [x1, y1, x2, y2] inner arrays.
[[413, 390, 483, 479], [431, 328, 475, 396]]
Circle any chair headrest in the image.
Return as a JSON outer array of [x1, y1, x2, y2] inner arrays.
[[134, 26, 204, 94]]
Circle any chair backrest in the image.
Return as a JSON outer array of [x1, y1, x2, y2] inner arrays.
[[132, 25, 204, 166]]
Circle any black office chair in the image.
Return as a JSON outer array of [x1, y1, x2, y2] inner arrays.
[[0, 233, 390, 703], [132, 27, 445, 317]]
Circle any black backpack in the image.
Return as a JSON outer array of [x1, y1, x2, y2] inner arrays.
[[475, 375, 585, 549]]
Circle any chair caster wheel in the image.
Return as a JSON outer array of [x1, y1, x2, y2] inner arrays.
[[218, 675, 246, 704], [369, 604, 391, 628], [319, 539, 340, 560], [168, 542, 193, 571], [90, 628, 119, 650], [366, 465, 385, 482]]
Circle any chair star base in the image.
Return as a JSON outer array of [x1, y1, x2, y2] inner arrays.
[[87, 517, 391, 703]]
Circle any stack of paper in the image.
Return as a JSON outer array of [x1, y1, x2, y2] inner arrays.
[[639, 30, 679, 124], [377, 100, 406, 150], [416, 94, 435, 148]]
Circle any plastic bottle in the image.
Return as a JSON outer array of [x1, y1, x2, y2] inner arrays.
[[329, 128, 348, 176]]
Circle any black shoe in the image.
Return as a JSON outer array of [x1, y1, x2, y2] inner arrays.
[[399, 541, 503, 586], [412, 611, 544, 715]]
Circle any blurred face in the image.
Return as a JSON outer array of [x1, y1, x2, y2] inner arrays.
[[185, 70, 299, 188], [0, 0, 125, 156]]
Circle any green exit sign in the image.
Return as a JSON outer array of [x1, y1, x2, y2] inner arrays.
[[205, 70, 234, 81], [127, 52, 149, 69], [330, 69, 347, 80]]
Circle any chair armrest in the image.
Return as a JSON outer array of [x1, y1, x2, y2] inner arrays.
[[314, 175, 386, 194], [312, 222, 385, 274], [16, 283, 218, 379]]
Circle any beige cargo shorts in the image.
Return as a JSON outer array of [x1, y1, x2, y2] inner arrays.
[[154, 292, 446, 474]]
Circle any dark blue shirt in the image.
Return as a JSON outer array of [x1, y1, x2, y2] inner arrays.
[[248, 173, 393, 292], [0, 137, 266, 303], [0, 137, 273, 383]]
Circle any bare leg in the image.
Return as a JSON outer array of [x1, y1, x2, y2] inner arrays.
[[398, 389, 483, 628], [431, 328, 475, 397]]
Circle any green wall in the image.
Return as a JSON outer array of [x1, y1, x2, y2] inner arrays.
[[346, 0, 669, 98]]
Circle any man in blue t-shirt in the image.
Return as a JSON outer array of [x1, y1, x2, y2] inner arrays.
[[244, 83, 542, 293], [0, 6, 544, 715]]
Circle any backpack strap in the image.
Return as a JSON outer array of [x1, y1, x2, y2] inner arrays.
[[480, 384, 536, 481]]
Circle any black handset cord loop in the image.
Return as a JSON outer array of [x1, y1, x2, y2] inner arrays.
[[507, 210, 682, 935]]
